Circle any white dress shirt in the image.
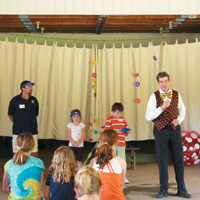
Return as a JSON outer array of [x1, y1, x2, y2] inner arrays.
[[145, 89, 186, 124]]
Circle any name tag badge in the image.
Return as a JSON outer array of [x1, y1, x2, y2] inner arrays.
[[118, 119, 123, 122], [19, 104, 25, 109]]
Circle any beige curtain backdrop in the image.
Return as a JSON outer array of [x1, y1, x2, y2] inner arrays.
[[0, 38, 200, 141]]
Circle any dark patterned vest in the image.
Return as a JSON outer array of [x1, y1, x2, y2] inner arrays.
[[153, 90, 179, 131]]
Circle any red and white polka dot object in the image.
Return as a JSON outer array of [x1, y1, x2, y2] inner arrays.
[[181, 131, 200, 166]]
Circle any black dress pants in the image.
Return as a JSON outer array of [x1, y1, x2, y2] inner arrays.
[[153, 125, 186, 192]]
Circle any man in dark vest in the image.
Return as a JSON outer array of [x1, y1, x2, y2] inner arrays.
[[8, 80, 39, 158], [145, 72, 191, 198]]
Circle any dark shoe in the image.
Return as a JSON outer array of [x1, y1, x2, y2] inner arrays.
[[177, 190, 192, 198], [155, 191, 168, 198]]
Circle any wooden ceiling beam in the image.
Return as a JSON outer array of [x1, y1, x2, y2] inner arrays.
[[0, 15, 200, 33]]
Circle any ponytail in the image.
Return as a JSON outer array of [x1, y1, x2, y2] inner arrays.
[[13, 148, 29, 165], [95, 129, 118, 169], [95, 144, 113, 169], [13, 132, 34, 165]]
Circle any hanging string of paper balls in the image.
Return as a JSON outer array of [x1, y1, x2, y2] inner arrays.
[[91, 60, 97, 97], [133, 73, 141, 104]]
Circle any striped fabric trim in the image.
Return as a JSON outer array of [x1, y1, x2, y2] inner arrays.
[[110, 123, 126, 126], [109, 118, 125, 121]]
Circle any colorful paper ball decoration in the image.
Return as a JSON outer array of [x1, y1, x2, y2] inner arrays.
[[134, 73, 139, 77], [153, 56, 157, 61], [92, 73, 97, 78], [92, 85, 97, 90], [135, 82, 140, 87], [93, 78, 97, 84], [92, 60, 97, 65], [136, 98, 141, 103]]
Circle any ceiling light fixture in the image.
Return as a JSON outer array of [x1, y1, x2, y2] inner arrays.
[[36, 22, 40, 29], [169, 21, 173, 29], [41, 27, 45, 34], [160, 27, 163, 34]]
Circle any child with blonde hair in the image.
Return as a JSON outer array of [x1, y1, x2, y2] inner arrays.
[[3, 132, 44, 200], [74, 166, 102, 200], [67, 109, 86, 169], [91, 129, 126, 200], [44, 146, 78, 200]]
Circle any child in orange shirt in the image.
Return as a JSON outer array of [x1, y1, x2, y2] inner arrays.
[[91, 129, 126, 200], [105, 102, 130, 183]]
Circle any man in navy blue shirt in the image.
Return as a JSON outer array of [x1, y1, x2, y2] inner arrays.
[[8, 80, 39, 158]]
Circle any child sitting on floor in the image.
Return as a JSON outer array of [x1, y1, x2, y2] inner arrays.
[[44, 146, 78, 200], [3, 132, 44, 200], [74, 166, 102, 200], [90, 129, 126, 200]]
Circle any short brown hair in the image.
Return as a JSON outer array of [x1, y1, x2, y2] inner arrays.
[[156, 72, 170, 82], [111, 102, 124, 112]]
